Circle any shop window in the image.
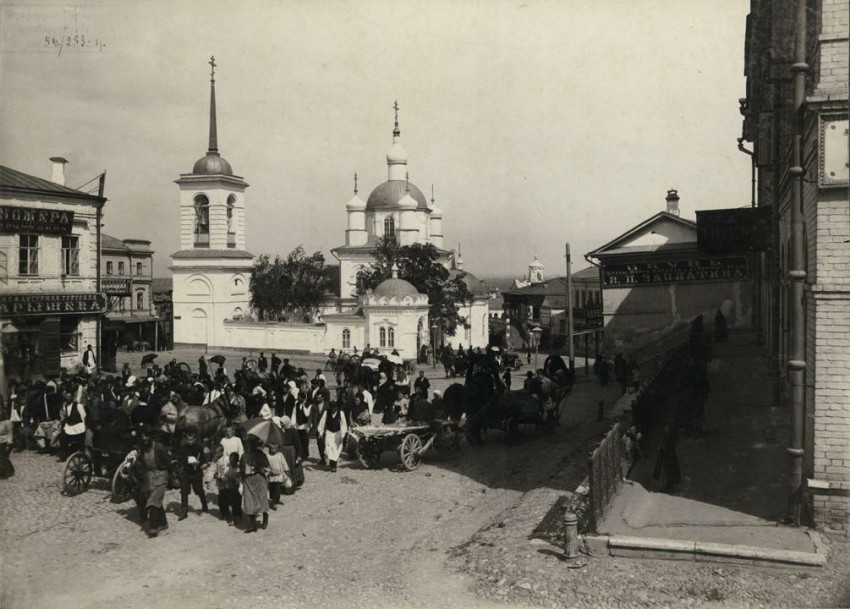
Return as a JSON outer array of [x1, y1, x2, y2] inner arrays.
[[342, 328, 351, 349], [379, 326, 387, 348], [59, 318, 80, 354], [194, 194, 210, 247], [106, 261, 113, 275], [61, 235, 80, 276], [136, 262, 143, 276], [118, 261, 125, 276], [18, 234, 38, 276], [388, 327, 395, 348], [136, 291, 144, 311]]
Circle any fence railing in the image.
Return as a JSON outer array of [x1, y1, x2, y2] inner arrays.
[[587, 422, 625, 531]]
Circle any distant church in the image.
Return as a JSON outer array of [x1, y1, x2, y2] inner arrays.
[[170, 59, 488, 356]]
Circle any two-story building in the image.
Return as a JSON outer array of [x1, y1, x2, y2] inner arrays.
[[0, 159, 106, 381], [100, 234, 159, 369]]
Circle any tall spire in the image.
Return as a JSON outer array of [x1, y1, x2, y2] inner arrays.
[[208, 55, 218, 153]]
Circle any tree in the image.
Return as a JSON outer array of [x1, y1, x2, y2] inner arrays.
[[249, 246, 332, 321], [357, 239, 473, 336]]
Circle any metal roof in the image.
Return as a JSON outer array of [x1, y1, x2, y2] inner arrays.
[[0, 164, 104, 202]]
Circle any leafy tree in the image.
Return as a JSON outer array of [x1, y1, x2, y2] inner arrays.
[[357, 239, 473, 336], [249, 246, 331, 321]]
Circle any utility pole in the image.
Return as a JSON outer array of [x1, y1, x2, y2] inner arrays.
[[566, 243, 575, 380]]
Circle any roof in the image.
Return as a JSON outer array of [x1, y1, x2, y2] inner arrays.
[[101, 234, 127, 251], [152, 278, 173, 294], [586, 211, 697, 258], [373, 277, 420, 298], [502, 269, 600, 299], [0, 165, 105, 203], [449, 269, 488, 297], [193, 152, 233, 176], [366, 180, 429, 210], [170, 249, 254, 259]]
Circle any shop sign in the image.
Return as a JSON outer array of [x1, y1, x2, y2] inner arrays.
[[0, 293, 106, 316], [0, 205, 74, 235], [102, 277, 132, 296], [820, 116, 849, 187], [696, 207, 771, 253], [582, 305, 603, 328], [602, 256, 749, 288]]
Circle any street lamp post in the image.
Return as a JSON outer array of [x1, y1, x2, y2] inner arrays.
[[531, 325, 543, 371], [431, 323, 439, 369]]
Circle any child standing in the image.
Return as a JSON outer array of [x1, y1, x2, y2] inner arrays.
[[216, 452, 242, 525], [266, 443, 290, 510]]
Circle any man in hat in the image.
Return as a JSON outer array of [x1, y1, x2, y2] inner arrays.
[[176, 429, 209, 520], [133, 427, 171, 537], [258, 352, 268, 374], [270, 353, 282, 376], [58, 388, 87, 461], [413, 370, 430, 399]]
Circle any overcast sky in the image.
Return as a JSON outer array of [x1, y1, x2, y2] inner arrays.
[[0, 0, 750, 280]]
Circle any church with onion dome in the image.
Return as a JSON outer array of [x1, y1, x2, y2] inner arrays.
[[169, 61, 488, 357], [325, 102, 490, 354]]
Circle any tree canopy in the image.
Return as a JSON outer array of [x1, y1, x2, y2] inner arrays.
[[249, 246, 332, 322], [357, 239, 473, 336]]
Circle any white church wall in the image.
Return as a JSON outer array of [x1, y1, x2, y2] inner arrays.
[[222, 321, 327, 353]]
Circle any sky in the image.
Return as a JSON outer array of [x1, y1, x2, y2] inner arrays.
[[0, 0, 751, 280]]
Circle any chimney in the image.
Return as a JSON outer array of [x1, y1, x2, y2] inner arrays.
[[50, 157, 68, 186], [665, 188, 680, 216]]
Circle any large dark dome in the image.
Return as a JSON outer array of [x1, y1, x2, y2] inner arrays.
[[193, 152, 233, 176], [366, 180, 429, 210], [450, 269, 488, 298]]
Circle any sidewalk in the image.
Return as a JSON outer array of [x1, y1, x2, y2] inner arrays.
[[595, 332, 820, 560]]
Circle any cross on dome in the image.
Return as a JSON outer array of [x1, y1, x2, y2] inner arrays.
[[209, 55, 216, 82], [354, 172, 358, 195], [393, 100, 400, 136]]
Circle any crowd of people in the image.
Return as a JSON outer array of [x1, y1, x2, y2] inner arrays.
[[0, 347, 453, 536]]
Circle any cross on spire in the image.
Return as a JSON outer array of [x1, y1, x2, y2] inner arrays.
[[353, 172, 358, 195], [393, 100, 400, 136], [405, 171, 410, 192], [209, 55, 216, 82], [431, 184, 434, 204]]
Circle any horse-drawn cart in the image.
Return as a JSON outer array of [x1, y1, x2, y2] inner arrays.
[[61, 425, 139, 502], [348, 419, 461, 471]]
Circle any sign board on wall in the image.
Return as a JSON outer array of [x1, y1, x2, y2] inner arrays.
[[820, 116, 849, 187], [696, 207, 771, 253], [102, 278, 132, 296], [0, 205, 74, 234], [0, 293, 106, 316], [601, 256, 749, 288]]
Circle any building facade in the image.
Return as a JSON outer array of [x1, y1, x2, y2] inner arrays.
[[587, 190, 753, 356], [741, 0, 849, 531], [0, 159, 106, 380], [100, 234, 159, 369]]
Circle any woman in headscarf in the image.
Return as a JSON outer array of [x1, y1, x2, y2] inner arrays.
[[317, 400, 348, 473], [280, 415, 304, 491], [239, 436, 270, 532]]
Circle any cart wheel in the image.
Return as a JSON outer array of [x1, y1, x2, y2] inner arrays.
[[358, 438, 381, 469], [399, 433, 424, 471], [505, 417, 520, 445], [62, 451, 92, 496], [244, 358, 258, 373], [111, 457, 135, 503]]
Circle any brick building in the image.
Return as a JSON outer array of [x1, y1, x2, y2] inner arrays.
[[0, 159, 106, 381], [741, 0, 849, 531]]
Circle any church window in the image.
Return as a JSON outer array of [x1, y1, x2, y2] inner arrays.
[[342, 328, 351, 349], [387, 327, 395, 348], [194, 194, 210, 247], [384, 216, 395, 240], [227, 194, 236, 248], [379, 326, 387, 347]]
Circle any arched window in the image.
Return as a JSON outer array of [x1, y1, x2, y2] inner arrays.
[[194, 194, 210, 247], [379, 326, 387, 347], [387, 327, 395, 348], [342, 328, 351, 349], [384, 216, 395, 240], [136, 291, 144, 311], [226, 194, 236, 248]]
